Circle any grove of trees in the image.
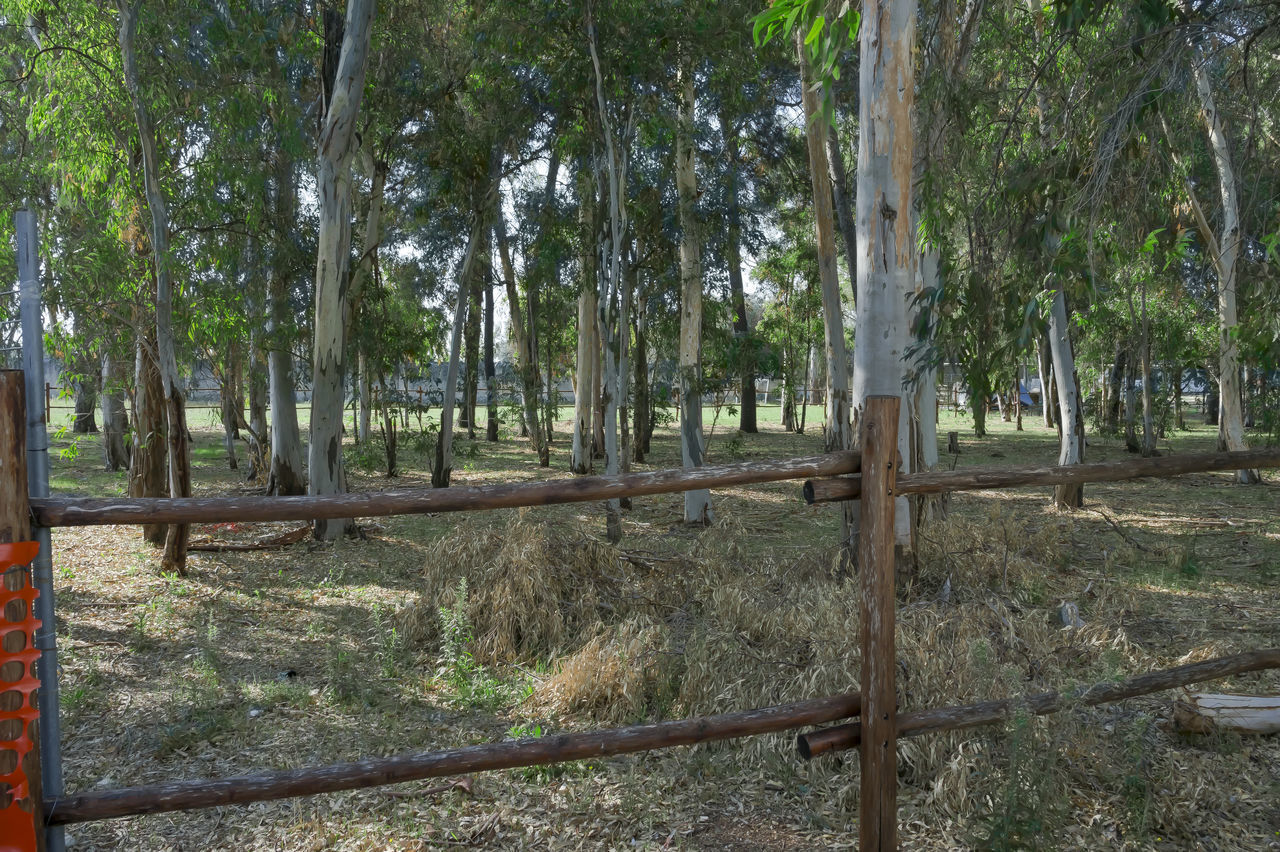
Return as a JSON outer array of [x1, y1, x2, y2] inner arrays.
[[1, 0, 1277, 565]]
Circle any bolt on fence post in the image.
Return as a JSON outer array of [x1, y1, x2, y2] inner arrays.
[[858, 394, 899, 852], [17, 210, 65, 852]]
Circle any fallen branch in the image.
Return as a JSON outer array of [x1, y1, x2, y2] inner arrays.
[[798, 648, 1280, 759], [188, 526, 311, 552]]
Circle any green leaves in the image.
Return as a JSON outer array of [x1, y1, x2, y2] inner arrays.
[[751, 0, 859, 87]]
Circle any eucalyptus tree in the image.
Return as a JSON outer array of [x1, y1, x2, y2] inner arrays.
[[308, 0, 376, 540], [676, 31, 712, 524], [1178, 7, 1260, 481], [794, 31, 851, 456]]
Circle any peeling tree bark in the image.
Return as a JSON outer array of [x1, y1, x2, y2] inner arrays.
[[851, 0, 917, 548], [307, 0, 376, 539]]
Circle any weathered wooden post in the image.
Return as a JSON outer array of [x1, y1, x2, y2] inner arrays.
[[0, 370, 45, 852], [859, 395, 899, 851], [43, 383, 50, 425]]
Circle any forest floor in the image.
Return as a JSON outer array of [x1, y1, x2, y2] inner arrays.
[[42, 403, 1280, 851]]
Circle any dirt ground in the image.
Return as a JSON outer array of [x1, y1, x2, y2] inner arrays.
[[39, 404, 1280, 850]]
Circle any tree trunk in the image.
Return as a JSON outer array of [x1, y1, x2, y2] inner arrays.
[[221, 350, 239, 470], [571, 288, 597, 474], [1027, 0, 1084, 508], [1038, 337, 1054, 428], [130, 328, 167, 546], [587, 20, 633, 540], [494, 206, 548, 465], [101, 349, 130, 471], [1046, 288, 1084, 506], [266, 153, 305, 496], [1106, 343, 1126, 433], [118, 0, 192, 570], [307, 0, 376, 539], [825, 125, 858, 292], [798, 36, 852, 456], [434, 219, 485, 488], [351, 151, 387, 446], [462, 250, 482, 438], [720, 108, 757, 434], [590, 307, 605, 458], [246, 329, 268, 481], [73, 378, 99, 433], [632, 297, 649, 464], [484, 276, 498, 442], [850, 1, 916, 547], [357, 352, 371, 444], [1188, 47, 1258, 483], [1140, 289, 1156, 456], [676, 51, 712, 525], [1174, 365, 1185, 429], [1124, 357, 1140, 453]]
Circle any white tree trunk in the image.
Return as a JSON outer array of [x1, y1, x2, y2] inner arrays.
[[588, 20, 634, 542], [1046, 286, 1082, 469], [852, 0, 917, 545], [117, 0, 191, 570], [676, 52, 712, 524], [307, 0, 376, 539], [1190, 54, 1258, 483], [1027, 0, 1085, 507]]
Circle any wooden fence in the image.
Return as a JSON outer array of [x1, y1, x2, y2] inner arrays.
[[4, 370, 1279, 851]]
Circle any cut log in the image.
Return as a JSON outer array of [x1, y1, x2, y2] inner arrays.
[[1173, 693, 1280, 735]]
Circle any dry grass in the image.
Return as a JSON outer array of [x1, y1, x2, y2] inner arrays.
[[41, 410, 1280, 850]]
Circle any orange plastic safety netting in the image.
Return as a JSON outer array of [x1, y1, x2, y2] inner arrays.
[[0, 541, 41, 852]]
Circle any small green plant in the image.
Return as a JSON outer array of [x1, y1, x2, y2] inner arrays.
[[370, 602, 403, 679], [977, 712, 1062, 850], [433, 579, 518, 711]]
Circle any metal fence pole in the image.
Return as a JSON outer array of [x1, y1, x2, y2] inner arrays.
[[17, 209, 66, 852]]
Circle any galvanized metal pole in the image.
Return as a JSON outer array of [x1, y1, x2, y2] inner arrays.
[[16, 209, 66, 852]]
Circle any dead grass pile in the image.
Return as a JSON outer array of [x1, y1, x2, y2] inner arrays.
[[532, 617, 675, 724], [418, 509, 644, 663]]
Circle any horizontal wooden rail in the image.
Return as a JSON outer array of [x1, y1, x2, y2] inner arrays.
[[45, 691, 862, 825], [797, 648, 1280, 759], [31, 452, 860, 527], [803, 448, 1280, 504]]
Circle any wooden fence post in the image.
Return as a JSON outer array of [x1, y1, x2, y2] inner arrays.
[[859, 395, 899, 851], [0, 369, 45, 852], [42, 384, 49, 424]]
